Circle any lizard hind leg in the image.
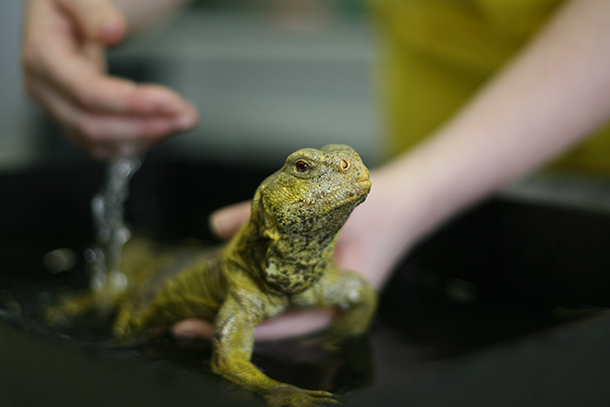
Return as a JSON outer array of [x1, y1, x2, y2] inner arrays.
[[44, 291, 110, 328], [111, 302, 135, 338]]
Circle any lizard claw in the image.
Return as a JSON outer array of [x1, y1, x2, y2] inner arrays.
[[264, 384, 339, 407]]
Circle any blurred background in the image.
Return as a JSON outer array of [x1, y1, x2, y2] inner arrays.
[[0, 2, 38, 170], [0, 0, 380, 171]]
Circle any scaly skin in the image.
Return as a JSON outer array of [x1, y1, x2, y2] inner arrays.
[[55, 144, 377, 407]]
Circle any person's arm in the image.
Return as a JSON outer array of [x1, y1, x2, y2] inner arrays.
[[335, 0, 610, 289], [22, 0, 198, 158]]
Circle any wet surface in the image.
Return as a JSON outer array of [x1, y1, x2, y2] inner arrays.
[[1, 158, 610, 406], [1, 269, 608, 407]]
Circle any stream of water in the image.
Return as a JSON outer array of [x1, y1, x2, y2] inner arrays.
[[88, 155, 143, 299]]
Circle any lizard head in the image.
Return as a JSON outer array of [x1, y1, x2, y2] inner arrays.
[[249, 145, 370, 294], [258, 144, 371, 238]]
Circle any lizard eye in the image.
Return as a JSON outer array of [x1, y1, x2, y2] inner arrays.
[[295, 161, 310, 172]]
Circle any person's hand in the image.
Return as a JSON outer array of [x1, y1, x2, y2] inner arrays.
[[22, 0, 199, 159]]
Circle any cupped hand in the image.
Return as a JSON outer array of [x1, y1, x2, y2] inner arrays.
[[23, 0, 199, 159]]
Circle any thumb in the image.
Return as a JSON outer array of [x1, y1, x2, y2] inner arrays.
[[59, 0, 128, 45], [209, 201, 252, 240]]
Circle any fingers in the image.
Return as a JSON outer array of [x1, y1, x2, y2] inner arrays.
[[171, 318, 214, 339], [23, 0, 199, 158], [170, 309, 335, 342], [209, 201, 253, 240], [31, 71, 198, 158], [41, 57, 189, 117], [24, 0, 187, 116], [254, 309, 335, 341], [77, 102, 198, 159], [24, 0, 127, 48], [57, 0, 128, 45]]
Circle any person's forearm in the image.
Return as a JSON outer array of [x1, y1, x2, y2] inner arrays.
[[115, 0, 193, 35], [382, 0, 610, 246]]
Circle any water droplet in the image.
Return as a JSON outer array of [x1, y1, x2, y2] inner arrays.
[[109, 271, 128, 292], [43, 248, 77, 273], [91, 195, 105, 215], [117, 161, 133, 178], [84, 248, 96, 263], [97, 228, 110, 243], [116, 228, 131, 245], [90, 273, 106, 292]]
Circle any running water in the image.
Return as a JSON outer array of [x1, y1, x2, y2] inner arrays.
[[88, 155, 143, 299]]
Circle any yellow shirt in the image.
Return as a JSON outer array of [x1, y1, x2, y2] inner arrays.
[[374, 0, 610, 172]]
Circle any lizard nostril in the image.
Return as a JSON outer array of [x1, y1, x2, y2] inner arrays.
[[340, 159, 350, 171]]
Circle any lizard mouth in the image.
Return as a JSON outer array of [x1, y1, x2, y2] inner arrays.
[[346, 187, 369, 204], [292, 180, 371, 207], [357, 179, 372, 196], [359, 178, 372, 187]]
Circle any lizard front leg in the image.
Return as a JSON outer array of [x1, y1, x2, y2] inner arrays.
[[211, 292, 337, 407], [316, 269, 378, 343]]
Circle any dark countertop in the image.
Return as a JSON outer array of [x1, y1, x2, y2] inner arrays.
[[1, 158, 609, 406]]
